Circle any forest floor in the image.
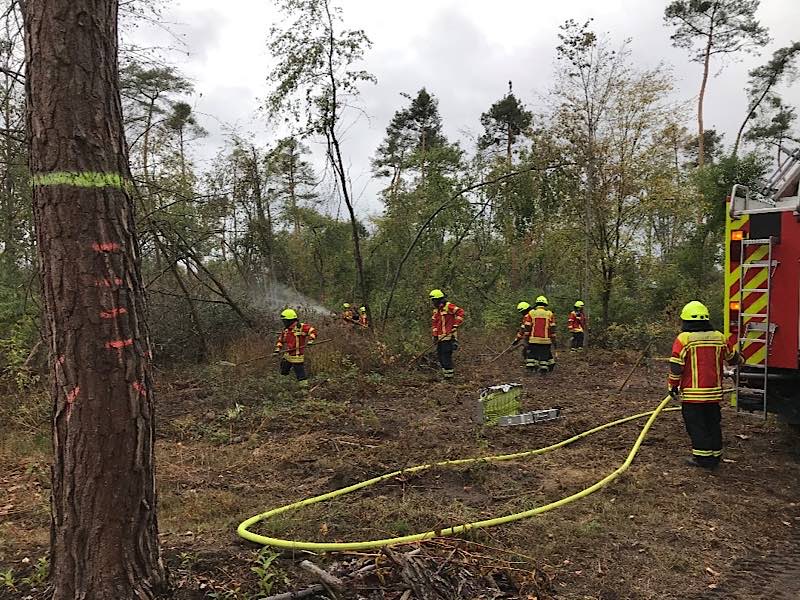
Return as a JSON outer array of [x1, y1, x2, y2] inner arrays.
[[1, 333, 800, 599]]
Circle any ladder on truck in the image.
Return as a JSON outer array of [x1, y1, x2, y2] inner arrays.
[[735, 236, 778, 419], [759, 146, 800, 200]]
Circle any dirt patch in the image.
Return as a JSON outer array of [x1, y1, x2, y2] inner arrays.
[[1, 346, 799, 599]]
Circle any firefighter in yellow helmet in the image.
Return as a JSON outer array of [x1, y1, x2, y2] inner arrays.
[[568, 300, 587, 351], [358, 306, 369, 328], [526, 296, 556, 374], [341, 303, 357, 325], [668, 301, 739, 469], [429, 289, 465, 380], [512, 301, 533, 366], [274, 308, 318, 391]]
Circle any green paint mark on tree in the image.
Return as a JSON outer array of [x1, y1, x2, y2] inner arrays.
[[31, 171, 132, 192]]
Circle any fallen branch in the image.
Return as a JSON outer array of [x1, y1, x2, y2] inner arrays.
[[618, 340, 654, 393], [300, 559, 344, 592], [262, 549, 422, 600]]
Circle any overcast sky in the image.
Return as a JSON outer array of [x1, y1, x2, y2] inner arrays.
[[132, 0, 800, 215]]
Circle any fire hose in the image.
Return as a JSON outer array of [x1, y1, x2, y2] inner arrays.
[[238, 395, 677, 552]]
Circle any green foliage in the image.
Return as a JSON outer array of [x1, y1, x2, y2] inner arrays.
[[663, 1, 770, 62], [20, 557, 49, 588], [0, 568, 15, 589], [250, 547, 286, 597]]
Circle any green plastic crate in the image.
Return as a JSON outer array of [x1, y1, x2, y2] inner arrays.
[[477, 383, 522, 425]]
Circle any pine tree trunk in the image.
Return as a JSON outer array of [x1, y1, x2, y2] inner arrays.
[[697, 32, 713, 168], [24, 1, 168, 598]]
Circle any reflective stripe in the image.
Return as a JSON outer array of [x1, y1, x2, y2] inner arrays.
[[692, 449, 714, 457], [712, 450, 722, 457]]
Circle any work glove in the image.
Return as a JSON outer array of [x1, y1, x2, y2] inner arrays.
[[669, 386, 680, 401], [512, 338, 520, 347], [273, 348, 281, 355]]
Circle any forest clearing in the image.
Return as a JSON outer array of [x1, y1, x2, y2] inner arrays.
[[3, 330, 800, 599], [2, 0, 800, 598]]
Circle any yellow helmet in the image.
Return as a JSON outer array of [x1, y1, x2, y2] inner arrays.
[[535, 295, 548, 306], [359, 306, 366, 313], [575, 300, 585, 308], [429, 289, 445, 299], [516, 301, 531, 313], [280, 308, 298, 320], [342, 303, 351, 309], [680, 301, 709, 321]]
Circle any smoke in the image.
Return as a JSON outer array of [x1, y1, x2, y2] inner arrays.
[[248, 276, 332, 316]]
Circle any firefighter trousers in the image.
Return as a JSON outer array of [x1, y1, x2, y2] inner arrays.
[[570, 331, 584, 350], [437, 339, 455, 379], [526, 343, 555, 373], [280, 359, 308, 385], [681, 402, 722, 468]]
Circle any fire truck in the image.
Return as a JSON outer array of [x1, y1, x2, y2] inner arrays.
[[724, 148, 800, 423]]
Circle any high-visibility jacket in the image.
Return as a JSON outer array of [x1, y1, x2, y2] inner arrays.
[[431, 302, 465, 339], [515, 310, 533, 342], [668, 330, 736, 403], [359, 314, 368, 328], [342, 309, 355, 323], [525, 307, 556, 345], [568, 310, 587, 333], [275, 322, 318, 364]]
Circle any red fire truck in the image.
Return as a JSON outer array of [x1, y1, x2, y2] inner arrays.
[[724, 148, 800, 423]]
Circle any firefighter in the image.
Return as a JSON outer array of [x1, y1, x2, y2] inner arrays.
[[429, 289, 465, 380], [274, 308, 318, 392], [527, 296, 556, 375], [668, 300, 739, 470], [512, 301, 532, 364], [568, 300, 587, 351], [342, 303, 357, 324], [358, 306, 369, 328]]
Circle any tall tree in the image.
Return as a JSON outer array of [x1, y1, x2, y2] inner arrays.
[[267, 0, 375, 321], [24, 0, 167, 597], [479, 82, 533, 166], [120, 62, 193, 185], [664, 0, 769, 166], [164, 100, 206, 186], [744, 96, 799, 163], [270, 136, 318, 234], [553, 24, 678, 327], [733, 41, 800, 157]]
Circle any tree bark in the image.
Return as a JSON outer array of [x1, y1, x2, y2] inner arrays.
[[323, 0, 371, 323], [697, 24, 714, 168], [24, 1, 167, 598]]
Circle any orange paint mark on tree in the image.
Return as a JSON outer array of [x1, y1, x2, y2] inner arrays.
[[92, 242, 121, 252], [105, 339, 133, 350], [100, 307, 128, 319], [96, 277, 124, 287], [132, 381, 146, 396], [66, 386, 80, 403]]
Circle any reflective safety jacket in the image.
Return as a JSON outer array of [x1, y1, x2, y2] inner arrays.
[[526, 307, 556, 345], [668, 330, 736, 403], [359, 313, 369, 328], [515, 310, 534, 342], [568, 310, 587, 333], [275, 322, 318, 364], [431, 302, 465, 340], [342, 309, 355, 323]]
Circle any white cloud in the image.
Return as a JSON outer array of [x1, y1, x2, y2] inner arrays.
[[127, 0, 800, 213]]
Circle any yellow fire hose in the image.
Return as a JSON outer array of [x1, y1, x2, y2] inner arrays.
[[238, 396, 676, 552]]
